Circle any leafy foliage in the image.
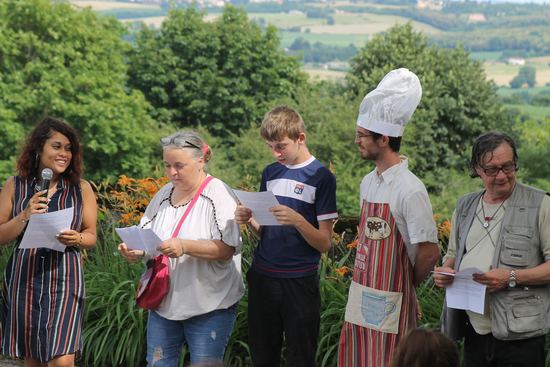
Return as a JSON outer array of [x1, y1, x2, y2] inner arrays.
[[516, 118, 550, 192], [510, 66, 537, 89], [289, 38, 357, 63], [0, 0, 165, 184], [209, 82, 367, 216], [430, 25, 550, 54], [126, 5, 308, 138], [346, 23, 515, 186]]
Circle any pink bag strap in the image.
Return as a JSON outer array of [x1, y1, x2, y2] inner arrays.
[[171, 175, 214, 238]]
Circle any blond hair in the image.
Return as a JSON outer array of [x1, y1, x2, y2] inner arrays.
[[260, 105, 305, 142]]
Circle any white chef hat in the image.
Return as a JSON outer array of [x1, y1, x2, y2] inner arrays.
[[356, 68, 422, 138]]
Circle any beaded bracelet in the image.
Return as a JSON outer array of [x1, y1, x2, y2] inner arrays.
[[17, 213, 28, 223], [75, 233, 82, 249], [179, 238, 185, 257]]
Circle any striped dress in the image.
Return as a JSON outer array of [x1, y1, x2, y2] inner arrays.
[[1, 175, 85, 363]]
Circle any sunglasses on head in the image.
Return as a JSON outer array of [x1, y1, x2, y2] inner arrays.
[[160, 137, 202, 151]]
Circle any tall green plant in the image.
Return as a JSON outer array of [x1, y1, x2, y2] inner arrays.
[[81, 209, 147, 367]]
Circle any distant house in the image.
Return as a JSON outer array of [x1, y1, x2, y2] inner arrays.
[[507, 57, 525, 66], [289, 10, 303, 15], [469, 13, 486, 21]]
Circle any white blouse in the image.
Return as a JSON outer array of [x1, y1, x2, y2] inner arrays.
[[140, 176, 244, 320]]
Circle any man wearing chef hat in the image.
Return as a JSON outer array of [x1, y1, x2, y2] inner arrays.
[[338, 68, 440, 367]]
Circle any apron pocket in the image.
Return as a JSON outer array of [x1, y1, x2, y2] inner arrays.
[[344, 281, 403, 334]]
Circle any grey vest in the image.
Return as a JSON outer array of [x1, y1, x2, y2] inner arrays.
[[453, 181, 549, 340]]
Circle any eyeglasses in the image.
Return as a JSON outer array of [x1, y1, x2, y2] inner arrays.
[[160, 138, 201, 151], [356, 132, 373, 139], [478, 163, 517, 177]]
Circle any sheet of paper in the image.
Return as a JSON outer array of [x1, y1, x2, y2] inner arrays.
[[233, 190, 281, 226], [116, 226, 164, 252], [445, 267, 487, 314], [19, 207, 74, 252]]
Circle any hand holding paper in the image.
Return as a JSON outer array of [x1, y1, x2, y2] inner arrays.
[[440, 267, 487, 314], [116, 226, 163, 252], [233, 190, 281, 226], [472, 268, 512, 293], [19, 207, 74, 252]]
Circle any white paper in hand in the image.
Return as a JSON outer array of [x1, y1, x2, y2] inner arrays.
[[116, 226, 163, 252], [445, 267, 487, 314], [233, 190, 281, 226], [19, 207, 74, 252]]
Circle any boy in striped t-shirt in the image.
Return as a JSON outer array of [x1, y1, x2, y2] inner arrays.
[[235, 105, 338, 367]]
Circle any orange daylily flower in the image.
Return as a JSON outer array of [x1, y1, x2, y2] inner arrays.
[[118, 174, 135, 187], [333, 266, 350, 276], [347, 239, 358, 249]]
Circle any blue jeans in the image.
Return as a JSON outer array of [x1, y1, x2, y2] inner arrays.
[[146, 304, 237, 367]]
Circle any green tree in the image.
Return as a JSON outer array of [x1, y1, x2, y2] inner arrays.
[[346, 22, 515, 188], [0, 0, 164, 184], [520, 66, 537, 88], [209, 82, 367, 216], [126, 6, 308, 137], [510, 74, 527, 89], [516, 118, 550, 192], [510, 66, 537, 89]]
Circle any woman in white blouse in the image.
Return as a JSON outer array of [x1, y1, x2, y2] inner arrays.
[[118, 131, 244, 366]]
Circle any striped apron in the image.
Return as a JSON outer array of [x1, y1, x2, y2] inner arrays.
[[338, 176, 416, 367]]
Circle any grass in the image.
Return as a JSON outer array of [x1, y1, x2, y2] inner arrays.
[[484, 62, 550, 87], [69, 0, 161, 11], [302, 68, 348, 82], [253, 12, 441, 37], [304, 1, 408, 9], [503, 104, 550, 120], [469, 51, 503, 62], [497, 85, 550, 97], [100, 8, 167, 19]]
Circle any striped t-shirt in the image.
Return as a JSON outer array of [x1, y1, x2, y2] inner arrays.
[[251, 156, 338, 278]]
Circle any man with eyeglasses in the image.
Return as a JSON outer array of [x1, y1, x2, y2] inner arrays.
[[434, 131, 550, 367], [338, 69, 440, 367]]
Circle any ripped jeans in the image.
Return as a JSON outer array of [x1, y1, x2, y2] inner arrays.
[[146, 304, 237, 366]]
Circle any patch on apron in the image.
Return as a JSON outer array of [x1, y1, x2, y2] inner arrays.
[[364, 216, 391, 240], [345, 282, 402, 334]]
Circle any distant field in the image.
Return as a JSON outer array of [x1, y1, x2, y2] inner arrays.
[[302, 68, 347, 81], [280, 32, 370, 48], [503, 104, 550, 120], [304, 1, 407, 9], [470, 51, 503, 62], [484, 62, 550, 87], [122, 15, 218, 28], [69, 1, 160, 10], [123, 16, 166, 28], [253, 12, 441, 36], [531, 56, 550, 65], [497, 86, 550, 97]]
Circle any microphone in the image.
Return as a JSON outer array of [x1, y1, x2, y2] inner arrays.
[[40, 168, 53, 198]]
